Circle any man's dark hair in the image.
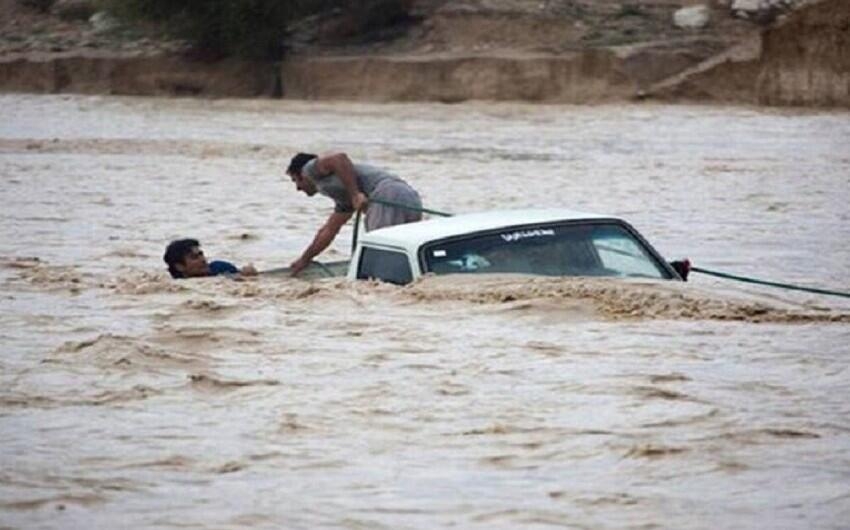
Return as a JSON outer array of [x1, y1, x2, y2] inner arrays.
[[287, 152, 317, 175], [164, 238, 200, 278]]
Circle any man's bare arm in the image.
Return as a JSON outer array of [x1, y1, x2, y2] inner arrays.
[[290, 211, 352, 276], [315, 152, 368, 211]]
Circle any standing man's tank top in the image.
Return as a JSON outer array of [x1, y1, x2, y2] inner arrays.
[[302, 160, 404, 214]]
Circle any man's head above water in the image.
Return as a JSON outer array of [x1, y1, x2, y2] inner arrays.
[[163, 238, 209, 278], [163, 239, 257, 279]]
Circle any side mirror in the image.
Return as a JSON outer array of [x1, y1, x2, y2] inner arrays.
[[669, 259, 691, 281]]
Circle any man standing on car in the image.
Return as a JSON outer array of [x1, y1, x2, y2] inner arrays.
[[285, 151, 423, 276]]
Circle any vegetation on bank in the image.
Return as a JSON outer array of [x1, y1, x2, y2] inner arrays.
[[14, 0, 413, 60], [19, 0, 56, 12], [95, 0, 314, 60], [93, 0, 411, 60]]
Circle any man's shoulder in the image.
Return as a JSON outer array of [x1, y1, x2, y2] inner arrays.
[[304, 158, 323, 179]]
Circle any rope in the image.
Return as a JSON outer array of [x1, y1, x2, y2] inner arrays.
[[691, 266, 850, 299], [351, 210, 361, 255], [368, 197, 453, 217], [313, 260, 336, 277], [349, 198, 452, 255]]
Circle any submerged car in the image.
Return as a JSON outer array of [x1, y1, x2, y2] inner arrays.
[[295, 208, 687, 285]]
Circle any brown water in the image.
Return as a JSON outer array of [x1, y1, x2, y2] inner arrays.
[[1, 95, 849, 529]]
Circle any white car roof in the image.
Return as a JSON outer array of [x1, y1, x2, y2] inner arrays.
[[360, 208, 615, 250]]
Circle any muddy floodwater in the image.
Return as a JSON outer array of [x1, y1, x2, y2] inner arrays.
[[1, 95, 849, 529]]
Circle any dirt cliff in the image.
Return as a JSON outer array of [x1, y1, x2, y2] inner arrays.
[[280, 0, 755, 102], [0, 0, 847, 107], [648, 0, 850, 106]]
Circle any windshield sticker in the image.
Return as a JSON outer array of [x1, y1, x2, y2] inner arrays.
[[432, 249, 447, 257], [500, 228, 555, 243]]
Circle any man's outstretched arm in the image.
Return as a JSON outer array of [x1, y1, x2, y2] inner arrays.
[[290, 211, 352, 276]]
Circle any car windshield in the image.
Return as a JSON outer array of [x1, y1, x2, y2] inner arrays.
[[422, 221, 671, 279]]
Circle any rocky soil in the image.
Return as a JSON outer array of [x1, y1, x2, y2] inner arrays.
[[291, 0, 758, 55]]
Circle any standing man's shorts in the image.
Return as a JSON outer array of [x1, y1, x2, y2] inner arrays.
[[366, 179, 422, 231]]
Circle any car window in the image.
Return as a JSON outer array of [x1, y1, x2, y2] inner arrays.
[[357, 247, 413, 285], [591, 225, 667, 278], [422, 221, 670, 279]]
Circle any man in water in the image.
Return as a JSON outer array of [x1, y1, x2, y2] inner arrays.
[[163, 238, 257, 279], [285, 152, 423, 276]]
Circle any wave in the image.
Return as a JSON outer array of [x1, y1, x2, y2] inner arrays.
[[1, 257, 87, 291], [51, 334, 202, 369], [400, 275, 850, 323], [8, 258, 848, 324], [187, 373, 280, 393], [0, 384, 161, 410]]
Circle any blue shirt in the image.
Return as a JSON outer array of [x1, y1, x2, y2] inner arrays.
[[208, 260, 239, 276]]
